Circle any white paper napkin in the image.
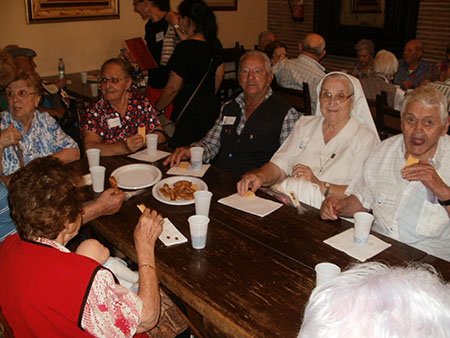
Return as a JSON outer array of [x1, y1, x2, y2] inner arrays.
[[324, 228, 391, 262], [218, 193, 283, 217], [166, 163, 210, 177], [82, 173, 92, 186], [159, 218, 188, 247], [128, 149, 171, 163]]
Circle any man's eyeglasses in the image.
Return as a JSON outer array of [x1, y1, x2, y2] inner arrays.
[[98, 76, 129, 84], [5, 90, 37, 100], [319, 91, 354, 105]]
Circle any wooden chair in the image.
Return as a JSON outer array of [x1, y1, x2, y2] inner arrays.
[[273, 83, 312, 115], [375, 91, 401, 140], [218, 41, 245, 104]]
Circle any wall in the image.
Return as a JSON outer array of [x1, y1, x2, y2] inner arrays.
[[268, 0, 450, 72], [0, 0, 266, 76]]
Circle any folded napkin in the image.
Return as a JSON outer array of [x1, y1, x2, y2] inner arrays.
[[82, 173, 92, 186], [324, 228, 391, 262], [159, 218, 188, 247], [166, 163, 210, 177], [128, 149, 171, 163], [218, 193, 282, 217]]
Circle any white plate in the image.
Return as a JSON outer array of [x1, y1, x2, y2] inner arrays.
[[152, 176, 208, 206], [110, 164, 162, 190]]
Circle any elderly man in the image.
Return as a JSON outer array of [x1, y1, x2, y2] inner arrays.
[[257, 30, 277, 51], [321, 86, 450, 261], [164, 51, 300, 177], [393, 39, 431, 89], [273, 33, 326, 112]]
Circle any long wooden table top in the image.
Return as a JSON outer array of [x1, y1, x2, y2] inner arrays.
[[85, 155, 449, 338]]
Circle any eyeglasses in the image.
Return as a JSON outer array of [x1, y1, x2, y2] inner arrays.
[[319, 91, 354, 105], [5, 90, 37, 100], [98, 76, 129, 84]]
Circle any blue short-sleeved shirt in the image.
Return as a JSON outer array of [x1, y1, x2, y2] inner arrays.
[[0, 183, 15, 242]]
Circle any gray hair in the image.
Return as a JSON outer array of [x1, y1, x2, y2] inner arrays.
[[299, 262, 450, 338], [302, 33, 326, 57], [401, 85, 449, 125], [373, 49, 398, 79], [238, 51, 272, 76], [354, 39, 375, 56]]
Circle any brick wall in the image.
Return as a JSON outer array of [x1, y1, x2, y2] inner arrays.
[[268, 0, 450, 72]]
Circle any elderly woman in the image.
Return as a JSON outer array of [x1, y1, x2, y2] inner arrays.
[[360, 49, 405, 110], [264, 40, 288, 65], [0, 73, 79, 176], [350, 39, 375, 79], [154, 0, 224, 148], [0, 157, 163, 336], [237, 72, 380, 208], [80, 58, 165, 156]]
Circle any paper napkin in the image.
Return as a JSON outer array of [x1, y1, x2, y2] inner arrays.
[[82, 173, 92, 186], [218, 193, 283, 217], [159, 218, 188, 246], [128, 148, 171, 163], [166, 163, 210, 177], [324, 228, 391, 262]]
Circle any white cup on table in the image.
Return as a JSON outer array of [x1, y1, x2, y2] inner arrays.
[[315, 262, 341, 287], [190, 146, 204, 171], [90, 83, 99, 97], [188, 215, 209, 249], [353, 212, 375, 244], [194, 190, 212, 217], [80, 72, 88, 84], [90, 166, 106, 193], [86, 148, 101, 168], [146, 134, 158, 155]]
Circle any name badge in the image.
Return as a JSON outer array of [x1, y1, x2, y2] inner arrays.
[[223, 116, 236, 125], [156, 31, 164, 42], [107, 117, 122, 129]]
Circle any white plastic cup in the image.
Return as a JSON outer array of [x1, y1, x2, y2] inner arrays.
[[86, 148, 101, 168], [188, 215, 209, 249], [190, 146, 204, 171], [353, 212, 375, 244], [194, 190, 212, 217], [315, 262, 341, 286], [90, 83, 98, 97], [90, 166, 106, 193], [146, 134, 158, 155], [80, 72, 88, 84]]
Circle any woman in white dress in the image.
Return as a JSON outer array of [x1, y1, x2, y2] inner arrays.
[[237, 72, 380, 208]]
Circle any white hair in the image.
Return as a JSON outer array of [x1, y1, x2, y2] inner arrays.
[[238, 50, 272, 76], [401, 85, 449, 125], [373, 49, 398, 79], [299, 262, 450, 338]]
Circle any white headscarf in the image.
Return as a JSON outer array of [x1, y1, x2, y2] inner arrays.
[[314, 71, 380, 140]]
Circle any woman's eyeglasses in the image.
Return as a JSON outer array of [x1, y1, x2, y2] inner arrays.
[[319, 91, 354, 105], [98, 76, 129, 84], [5, 90, 37, 100]]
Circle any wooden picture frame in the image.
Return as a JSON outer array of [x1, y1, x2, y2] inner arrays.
[[26, 0, 119, 23], [205, 0, 238, 11], [314, 0, 420, 58]]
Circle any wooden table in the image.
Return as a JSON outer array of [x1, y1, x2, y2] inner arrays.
[[86, 155, 449, 338], [43, 71, 100, 102]]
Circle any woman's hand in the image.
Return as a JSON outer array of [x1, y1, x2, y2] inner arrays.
[[125, 134, 145, 154], [0, 124, 22, 149], [134, 208, 164, 255], [292, 164, 320, 185]]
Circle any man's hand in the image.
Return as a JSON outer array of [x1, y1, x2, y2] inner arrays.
[[237, 173, 264, 196], [95, 188, 125, 216], [292, 164, 320, 185], [126, 134, 145, 153], [320, 197, 342, 220], [401, 162, 450, 200], [163, 146, 190, 167]]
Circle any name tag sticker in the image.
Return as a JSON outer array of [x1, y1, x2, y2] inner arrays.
[[156, 31, 164, 42], [223, 116, 236, 125], [107, 117, 122, 129]]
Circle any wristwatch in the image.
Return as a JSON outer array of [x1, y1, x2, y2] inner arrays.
[[438, 198, 450, 206]]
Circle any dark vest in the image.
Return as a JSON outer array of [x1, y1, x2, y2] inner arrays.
[[214, 93, 292, 177]]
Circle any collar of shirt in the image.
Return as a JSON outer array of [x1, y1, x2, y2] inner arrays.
[[34, 237, 70, 253]]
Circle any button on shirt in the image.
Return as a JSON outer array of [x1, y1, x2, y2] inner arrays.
[[346, 134, 450, 261]]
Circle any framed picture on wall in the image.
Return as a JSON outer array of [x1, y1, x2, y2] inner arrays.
[[26, 0, 119, 23], [314, 0, 420, 58], [204, 0, 238, 11]]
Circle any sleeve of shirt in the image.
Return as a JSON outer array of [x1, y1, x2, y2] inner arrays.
[[168, 42, 189, 79], [81, 269, 143, 338], [194, 107, 225, 163], [345, 159, 376, 210], [279, 108, 301, 145], [42, 112, 79, 151]]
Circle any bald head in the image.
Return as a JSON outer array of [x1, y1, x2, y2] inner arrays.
[[258, 31, 277, 50], [403, 39, 423, 65], [301, 33, 326, 60]]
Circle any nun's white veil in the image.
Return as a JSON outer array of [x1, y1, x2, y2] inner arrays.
[[314, 71, 380, 141]]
